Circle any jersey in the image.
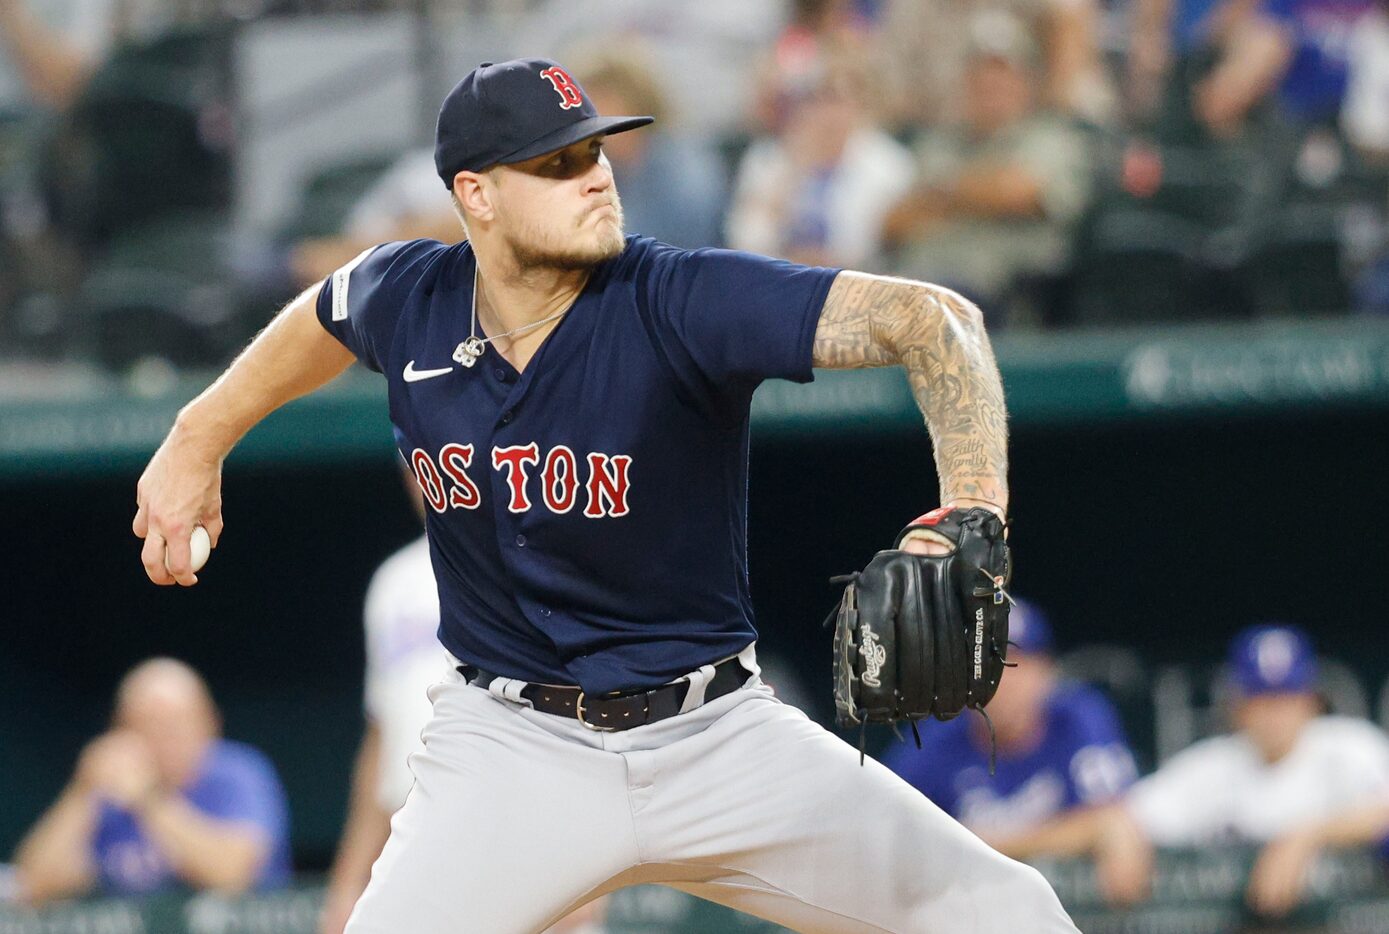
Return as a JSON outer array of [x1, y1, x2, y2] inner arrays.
[[92, 739, 292, 895], [317, 236, 838, 695], [363, 534, 448, 810], [1127, 715, 1389, 845], [883, 683, 1139, 837]]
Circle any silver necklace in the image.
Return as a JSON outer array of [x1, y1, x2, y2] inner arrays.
[[452, 265, 570, 368]]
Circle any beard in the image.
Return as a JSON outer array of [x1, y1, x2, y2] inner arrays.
[[506, 194, 627, 271]]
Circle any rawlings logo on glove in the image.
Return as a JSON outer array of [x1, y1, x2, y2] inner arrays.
[[828, 507, 1012, 763]]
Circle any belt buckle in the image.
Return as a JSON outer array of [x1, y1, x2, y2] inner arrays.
[[574, 691, 619, 732]]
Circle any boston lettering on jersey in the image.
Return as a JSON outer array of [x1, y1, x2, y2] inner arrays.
[[410, 442, 631, 517], [316, 236, 838, 694]]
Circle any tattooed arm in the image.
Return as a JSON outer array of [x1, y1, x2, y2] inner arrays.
[[813, 271, 1008, 514]]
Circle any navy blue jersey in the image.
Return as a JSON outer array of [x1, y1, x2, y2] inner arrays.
[[317, 236, 838, 694], [883, 684, 1138, 834]]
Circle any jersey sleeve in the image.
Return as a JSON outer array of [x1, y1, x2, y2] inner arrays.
[[638, 242, 840, 409], [1057, 688, 1140, 808], [315, 239, 442, 372]]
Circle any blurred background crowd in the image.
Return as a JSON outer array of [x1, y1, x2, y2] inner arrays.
[[2, 1, 1389, 933], [0, 0, 1386, 376]]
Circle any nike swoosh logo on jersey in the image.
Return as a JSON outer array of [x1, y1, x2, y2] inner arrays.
[[403, 361, 454, 383]]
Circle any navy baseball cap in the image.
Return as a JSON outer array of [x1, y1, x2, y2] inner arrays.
[[1228, 623, 1318, 696], [434, 58, 654, 186], [1009, 599, 1054, 655]]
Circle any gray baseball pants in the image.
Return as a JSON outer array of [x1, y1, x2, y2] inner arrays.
[[344, 653, 1079, 933]]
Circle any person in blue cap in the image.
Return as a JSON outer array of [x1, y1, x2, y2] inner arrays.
[[884, 600, 1144, 901], [130, 57, 1079, 932], [1115, 623, 1389, 918]]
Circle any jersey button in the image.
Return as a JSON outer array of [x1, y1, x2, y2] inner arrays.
[[500, 410, 514, 425], [493, 368, 507, 381], [540, 608, 552, 617], [515, 534, 526, 547]]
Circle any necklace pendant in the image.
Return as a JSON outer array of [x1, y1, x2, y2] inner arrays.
[[453, 337, 486, 368]]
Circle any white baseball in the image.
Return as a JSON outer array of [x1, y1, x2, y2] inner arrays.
[[166, 525, 212, 574]]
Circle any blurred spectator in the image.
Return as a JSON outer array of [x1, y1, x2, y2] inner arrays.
[[1146, 0, 1376, 139], [289, 148, 460, 289], [750, 0, 873, 134], [0, 0, 123, 333], [1183, 8, 1293, 138], [0, 2, 232, 362], [0, 1, 214, 181], [1109, 624, 1389, 918], [725, 49, 912, 268], [1343, 0, 1389, 159], [291, 47, 726, 292], [513, 0, 784, 140], [11, 658, 291, 906], [0, 0, 110, 116], [883, 601, 1143, 902], [1262, 0, 1375, 129], [1125, 0, 1265, 124], [319, 472, 606, 934], [876, 0, 1114, 127], [1344, 0, 1389, 318], [574, 48, 727, 248], [881, 12, 1092, 322]]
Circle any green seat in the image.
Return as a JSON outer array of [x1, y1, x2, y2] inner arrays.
[[77, 212, 248, 370], [1070, 206, 1215, 323], [1233, 203, 1351, 317], [42, 26, 232, 245], [281, 155, 401, 241]]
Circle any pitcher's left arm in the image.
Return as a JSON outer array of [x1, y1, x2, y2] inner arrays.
[[813, 271, 1008, 516]]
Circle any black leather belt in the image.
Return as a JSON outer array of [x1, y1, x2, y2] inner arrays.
[[458, 656, 750, 732]]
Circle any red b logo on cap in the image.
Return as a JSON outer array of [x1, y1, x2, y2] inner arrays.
[[539, 66, 583, 110]]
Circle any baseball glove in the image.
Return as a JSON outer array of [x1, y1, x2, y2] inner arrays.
[[829, 506, 1012, 763]]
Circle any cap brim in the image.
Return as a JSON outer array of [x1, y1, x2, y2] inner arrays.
[[494, 115, 654, 167]]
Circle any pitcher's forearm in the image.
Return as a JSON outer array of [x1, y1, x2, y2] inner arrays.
[[886, 286, 1009, 512], [174, 285, 355, 458], [812, 273, 1009, 514]]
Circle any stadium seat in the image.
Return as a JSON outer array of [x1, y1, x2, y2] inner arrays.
[[279, 155, 401, 242], [1069, 206, 1215, 323], [41, 27, 232, 247], [76, 213, 249, 370], [1232, 202, 1351, 317], [1145, 144, 1271, 231]]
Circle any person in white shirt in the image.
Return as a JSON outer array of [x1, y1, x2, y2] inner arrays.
[[0, 0, 115, 115], [725, 48, 913, 271], [318, 473, 606, 934], [1108, 623, 1389, 918], [1342, 0, 1389, 159]]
